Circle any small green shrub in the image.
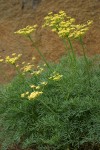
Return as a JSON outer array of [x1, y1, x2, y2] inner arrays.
[[0, 10, 100, 150], [0, 56, 100, 150]]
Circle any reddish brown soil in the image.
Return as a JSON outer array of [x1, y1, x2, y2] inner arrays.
[[0, 0, 100, 84]]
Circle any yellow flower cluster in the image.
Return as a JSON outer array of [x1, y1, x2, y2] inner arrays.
[[41, 81, 47, 86], [69, 21, 93, 39], [0, 53, 22, 65], [5, 53, 22, 65], [32, 57, 36, 61], [15, 25, 38, 36], [43, 10, 67, 31], [21, 81, 48, 100], [0, 54, 38, 76], [31, 67, 44, 76], [43, 10, 93, 39], [21, 91, 43, 100], [0, 56, 4, 62], [49, 72, 63, 81], [21, 63, 34, 73], [28, 91, 43, 100], [0, 59, 3, 62], [57, 19, 75, 38], [21, 91, 29, 98], [30, 81, 47, 90]]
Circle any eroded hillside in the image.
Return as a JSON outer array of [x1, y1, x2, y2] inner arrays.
[[0, 0, 100, 83]]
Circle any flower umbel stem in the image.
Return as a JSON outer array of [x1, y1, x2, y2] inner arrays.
[[28, 35, 51, 70], [67, 37, 76, 64], [62, 38, 72, 62], [79, 37, 88, 64], [79, 36, 91, 86]]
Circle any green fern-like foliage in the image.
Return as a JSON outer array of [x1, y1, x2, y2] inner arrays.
[[0, 56, 100, 150]]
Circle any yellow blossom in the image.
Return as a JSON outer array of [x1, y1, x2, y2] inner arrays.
[[48, 12, 53, 15], [22, 64, 34, 72], [32, 57, 36, 60], [15, 25, 38, 36], [30, 85, 36, 88], [69, 22, 92, 39], [21, 93, 25, 98], [21, 91, 30, 98], [43, 63, 46, 66], [37, 65, 40, 68], [33, 68, 44, 75], [53, 74, 63, 81], [16, 64, 19, 68], [87, 20, 93, 25], [25, 91, 29, 95], [28, 91, 43, 100], [49, 73, 63, 81], [41, 81, 47, 85], [35, 86, 41, 90], [12, 53, 16, 56], [18, 54, 22, 57], [0, 59, 4, 62], [5, 54, 22, 65], [43, 10, 93, 39], [22, 62, 25, 65]]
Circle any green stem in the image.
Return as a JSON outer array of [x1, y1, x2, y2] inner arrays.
[[28, 35, 51, 70], [62, 38, 72, 62], [67, 37, 76, 63], [79, 37, 88, 64], [62, 38, 69, 53], [79, 37, 91, 86]]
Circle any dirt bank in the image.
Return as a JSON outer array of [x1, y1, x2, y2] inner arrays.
[[0, 0, 100, 83]]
